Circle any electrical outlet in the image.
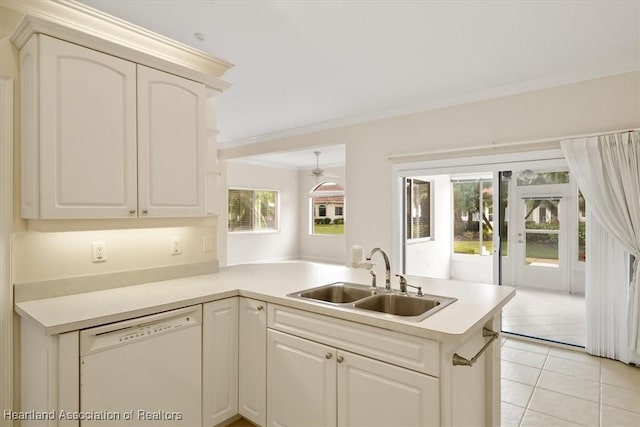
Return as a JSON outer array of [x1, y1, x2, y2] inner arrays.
[[92, 242, 106, 263], [171, 237, 182, 255], [202, 235, 213, 252]]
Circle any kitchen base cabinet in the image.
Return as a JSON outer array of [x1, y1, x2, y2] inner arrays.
[[203, 298, 239, 427], [238, 298, 267, 426], [266, 304, 501, 427], [20, 318, 79, 427], [267, 329, 337, 427], [266, 328, 439, 427], [338, 351, 439, 427]]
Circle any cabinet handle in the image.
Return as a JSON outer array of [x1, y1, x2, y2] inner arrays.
[[129, 209, 136, 214], [142, 209, 149, 214], [336, 356, 344, 363], [256, 305, 264, 311], [325, 353, 333, 360]]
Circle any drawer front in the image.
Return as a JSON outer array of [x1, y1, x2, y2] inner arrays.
[[268, 304, 439, 376]]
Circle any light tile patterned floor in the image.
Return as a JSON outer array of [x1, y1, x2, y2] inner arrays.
[[502, 287, 586, 347], [501, 337, 640, 427]]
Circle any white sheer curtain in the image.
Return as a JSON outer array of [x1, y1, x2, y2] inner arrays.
[[561, 130, 640, 361], [585, 213, 631, 362]]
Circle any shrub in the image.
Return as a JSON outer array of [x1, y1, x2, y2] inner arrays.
[[333, 218, 344, 225]]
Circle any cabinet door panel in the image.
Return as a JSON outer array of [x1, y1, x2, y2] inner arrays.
[[267, 329, 336, 427], [39, 35, 137, 218], [137, 65, 206, 217], [239, 298, 267, 426], [203, 298, 239, 427], [337, 350, 439, 427]]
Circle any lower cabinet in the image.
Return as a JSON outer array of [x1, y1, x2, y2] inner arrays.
[[266, 329, 440, 427], [202, 298, 239, 427], [238, 297, 267, 426]]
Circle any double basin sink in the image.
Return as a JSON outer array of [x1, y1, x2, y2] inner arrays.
[[288, 282, 456, 322]]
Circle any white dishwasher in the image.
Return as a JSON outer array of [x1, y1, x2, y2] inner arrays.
[[80, 305, 202, 427]]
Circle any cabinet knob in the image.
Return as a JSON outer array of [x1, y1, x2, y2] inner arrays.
[[142, 209, 149, 214], [325, 353, 333, 360], [336, 356, 344, 363], [256, 305, 264, 311], [129, 209, 136, 214]]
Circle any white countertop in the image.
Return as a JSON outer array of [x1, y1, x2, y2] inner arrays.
[[15, 261, 515, 342]]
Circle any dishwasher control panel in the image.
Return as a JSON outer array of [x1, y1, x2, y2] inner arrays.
[[80, 305, 202, 356], [119, 315, 196, 343]]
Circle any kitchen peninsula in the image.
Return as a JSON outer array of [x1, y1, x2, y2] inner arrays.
[[16, 261, 514, 427]]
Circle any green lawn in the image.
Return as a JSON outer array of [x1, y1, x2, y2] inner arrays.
[[453, 240, 493, 255], [453, 240, 557, 259], [313, 224, 344, 235]]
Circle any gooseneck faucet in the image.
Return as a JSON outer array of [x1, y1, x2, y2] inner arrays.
[[365, 247, 391, 290]]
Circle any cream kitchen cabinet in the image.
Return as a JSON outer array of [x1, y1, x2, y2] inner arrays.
[[267, 329, 439, 427], [137, 65, 206, 217], [238, 297, 267, 426], [20, 34, 206, 219], [202, 298, 239, 427], [267, 304, 441, 427]]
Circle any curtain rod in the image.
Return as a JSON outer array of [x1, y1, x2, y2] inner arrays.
[[386, 128, 640, 160]]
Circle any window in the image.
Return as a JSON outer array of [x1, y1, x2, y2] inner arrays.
[[310, 182, 344, 235], [452, 176, 493, 255], [228, 189, 278, 232], [405, 178, 432, 239]]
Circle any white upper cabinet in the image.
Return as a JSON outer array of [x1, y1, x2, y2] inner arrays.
[[20, 34, 207, 219], [22, 34, 138, 219], [137, 65, 206, 217]]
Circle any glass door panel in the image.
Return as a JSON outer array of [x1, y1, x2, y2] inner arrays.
[[523, 198, 560, 268]]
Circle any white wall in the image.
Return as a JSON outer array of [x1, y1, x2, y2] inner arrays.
[[220, 72, 640, 271], [225, 161, 299, 265], [405, 175, 451, 278], [298, 166, 346, 264]]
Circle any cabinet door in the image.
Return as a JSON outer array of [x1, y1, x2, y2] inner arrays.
[[38, 35, 137, 218], [202, 298, 238, 427], [337, 350, 439, 427], [267, 329, 337, 427], [239, 298, 267, 426], [137, 65, 206, 217]]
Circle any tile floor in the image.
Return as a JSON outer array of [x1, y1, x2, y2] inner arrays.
[[501, 337, 640, 427], [229, 337, 640, 427], [502, 286, 586, 347]]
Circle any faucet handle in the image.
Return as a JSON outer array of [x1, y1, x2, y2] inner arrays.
[[395, 274, 408, 293], [395, 274, 423, 296]]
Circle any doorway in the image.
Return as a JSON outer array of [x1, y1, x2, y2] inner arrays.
[[513, 185, 569, 292], [394, 153, 586, 347]]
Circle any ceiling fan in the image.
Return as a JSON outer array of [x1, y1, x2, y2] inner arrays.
[[309, 151, 339, 179]]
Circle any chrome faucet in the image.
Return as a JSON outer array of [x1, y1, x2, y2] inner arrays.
[[365, 247, 391, 291]]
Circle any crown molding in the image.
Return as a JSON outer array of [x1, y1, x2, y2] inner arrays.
[[5, 0, 232, 91]]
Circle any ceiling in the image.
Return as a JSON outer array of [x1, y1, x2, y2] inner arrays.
[[79, 0, 639, 167]]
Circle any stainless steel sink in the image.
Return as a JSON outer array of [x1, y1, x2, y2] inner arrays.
[[292, 282, 376, 304], [353, 293, 455, 321], [288, 282, 456, 321]]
